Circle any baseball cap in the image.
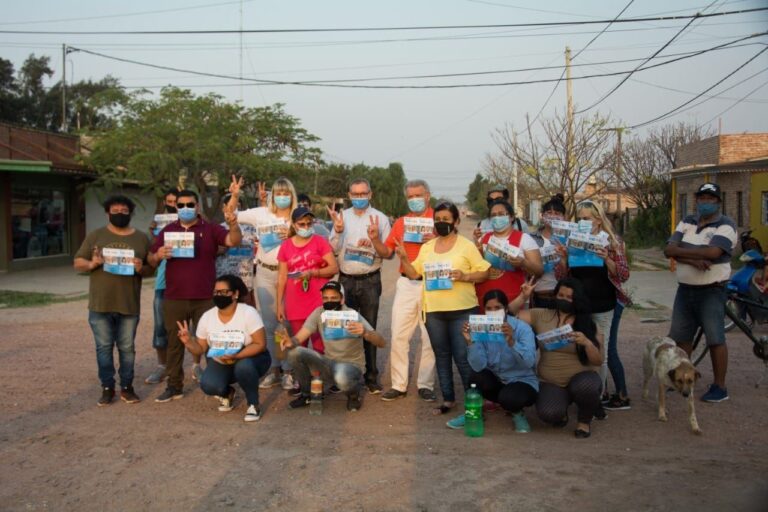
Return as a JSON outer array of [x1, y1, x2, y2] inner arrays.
[[291, 206, 315, 222], [320, 280, 344, 296], [694, 182, 721, 200]]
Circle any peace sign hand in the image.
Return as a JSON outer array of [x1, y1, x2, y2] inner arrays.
[[367, 215, 380, 241], [394, 239, 408, 259], [176, 320, 192, 346], [258, 182, 267, 205], [327, 206, 344, 233], [519, 275, 537, 299], [228, 175, 244, 197]]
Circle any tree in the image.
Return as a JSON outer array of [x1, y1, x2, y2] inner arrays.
[[465, 173, 490, 217], [484, 110, 614, 217], [85, 87, 322, 218]]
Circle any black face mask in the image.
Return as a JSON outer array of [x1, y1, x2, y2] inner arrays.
[[213, 295, 234, 309], [322, 301, 342, 311], [434, 221, 454, 237], [554, 299, 575, 315], [109, 213, 131, 228], [165, 205, 177, 213]]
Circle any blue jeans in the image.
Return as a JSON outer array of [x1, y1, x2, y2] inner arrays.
[[286, 346, 363, 396], [607, 303, 627, 397], [88, 311, 139, 389], [669, 284, 727, 346], [152, 289, 167, 350], [200, 352, 271, 406], [425, 307, 478, 403]]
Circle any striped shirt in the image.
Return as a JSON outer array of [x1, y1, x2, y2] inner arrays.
[[668, 214, 737, 286]]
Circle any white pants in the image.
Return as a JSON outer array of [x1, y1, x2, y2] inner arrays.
[[591, 309, 613, 392], [389, 276, 436, 392]]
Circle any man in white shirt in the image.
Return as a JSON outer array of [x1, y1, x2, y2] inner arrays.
[[328, 178, 391, 393]]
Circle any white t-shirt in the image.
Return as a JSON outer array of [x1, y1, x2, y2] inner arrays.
[[196, 303, 265, 358], [237, 207, 290, 266]]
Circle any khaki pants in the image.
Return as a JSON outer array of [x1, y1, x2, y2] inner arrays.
[[163, 298, 213, 389]]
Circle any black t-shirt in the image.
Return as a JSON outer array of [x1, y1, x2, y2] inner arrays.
[[570, 265, 616, 313]]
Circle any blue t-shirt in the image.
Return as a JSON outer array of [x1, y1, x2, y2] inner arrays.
[[155, 260, 166, 291]]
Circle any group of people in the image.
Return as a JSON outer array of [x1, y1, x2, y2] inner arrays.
[[75, 175, 736, 438]]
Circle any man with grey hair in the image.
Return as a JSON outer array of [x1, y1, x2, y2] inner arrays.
[[370, 179, 437, 402], [328, 178, 391, 393]]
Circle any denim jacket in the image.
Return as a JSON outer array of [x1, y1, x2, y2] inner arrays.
[[467, 316, 539, 391]]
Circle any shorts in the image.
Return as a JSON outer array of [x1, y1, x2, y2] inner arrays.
[[668, 284, 727, 347]]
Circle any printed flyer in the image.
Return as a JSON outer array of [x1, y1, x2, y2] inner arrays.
[[103, 248, 135, 276], [536, 324, 574, 351], [207, 331, 246, 358], [551, 220, 578, 245], [153, 213, 178, 236], [424, 261, 453, 291], [321, 310, 360, 340], [567, 231, 609, 268], [165, 232, 195, 258], [257, 220, 287, 253], [403, 217, 434, 243], [469, 314, 506, 343], [483, 236, 523, 271], [540, 244, 561, 273]]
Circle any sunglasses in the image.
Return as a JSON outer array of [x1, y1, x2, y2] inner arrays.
[[177, 202, 196, 208]]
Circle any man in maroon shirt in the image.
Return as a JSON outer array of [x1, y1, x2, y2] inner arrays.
[[148, 189, 242, 402]]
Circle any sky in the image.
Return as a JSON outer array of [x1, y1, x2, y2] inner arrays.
[[2, 0, 767, 201]]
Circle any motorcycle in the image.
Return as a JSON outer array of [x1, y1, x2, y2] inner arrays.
[[725, 230, 768, 331]]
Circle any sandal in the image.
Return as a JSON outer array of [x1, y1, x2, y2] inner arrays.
[[432, 403, 455, 415], [574, 428, 591, 439]]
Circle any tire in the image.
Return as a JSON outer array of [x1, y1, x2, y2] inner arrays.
[[724, 299, 753, 332], [690, 327, 709, 366]]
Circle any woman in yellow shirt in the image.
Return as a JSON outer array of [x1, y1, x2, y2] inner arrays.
[[397, 202, 490, 415]]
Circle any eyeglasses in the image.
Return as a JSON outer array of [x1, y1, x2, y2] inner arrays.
[[349, 192, 370, 198], [213, 289, 233, 296], [177, 202, 196, 208]]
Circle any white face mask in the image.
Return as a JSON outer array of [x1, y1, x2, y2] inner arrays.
[[486, 309, 506, 320]]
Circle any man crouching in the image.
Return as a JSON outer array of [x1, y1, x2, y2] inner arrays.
[[281, 281, 387, 411]]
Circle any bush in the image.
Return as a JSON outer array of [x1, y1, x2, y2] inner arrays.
[[625, 206, 671, 248]]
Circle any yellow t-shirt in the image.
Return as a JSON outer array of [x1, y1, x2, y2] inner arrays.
[[412, 235, 491, 313]]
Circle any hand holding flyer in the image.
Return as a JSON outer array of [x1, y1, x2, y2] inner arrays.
[[424, 261, 453, 291], [165, 232, 195, 258], [103, 248, 135, 276], [207, 331, 246, 362], [536, 324, 574, 351], [403, 217, 434, 244], [551, 220, 579, 245], [483, 236, 524, 271], [321, 310, 360, 340], [567, 231, 609, 268], [540, 244, 561, 273], [469, 314, 506, 343], [258, 220, 288, 253]]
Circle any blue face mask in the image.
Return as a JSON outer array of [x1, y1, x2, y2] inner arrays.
[[697, 202, 719, 217], [273, 195, 292, 209], [296, 227, 314, 238], [491, 215, 511, 232], [407, 198, 426, 213], [351, 198, 369, 210], [178, 207, 197, 222]]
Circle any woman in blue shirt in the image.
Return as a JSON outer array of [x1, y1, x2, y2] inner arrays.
[[458, 289, 539, 433]]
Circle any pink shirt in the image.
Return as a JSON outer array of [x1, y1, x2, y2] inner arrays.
[[277, 235, 332, 321]]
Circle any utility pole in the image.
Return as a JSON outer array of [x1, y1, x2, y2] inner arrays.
[[565, 46, 574, 214], [512, 158, 518, 218], [61, 44, 67, 132], [601, 126, 626, 230]]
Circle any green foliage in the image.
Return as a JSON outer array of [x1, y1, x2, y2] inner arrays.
[[311, 162, 408, 218], [465, 173, 490, 217], [625, 206, 671, 248]]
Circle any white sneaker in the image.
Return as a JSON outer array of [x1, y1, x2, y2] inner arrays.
[[259, 372, 279, 389], [218, 388, 235, 412], [281, 373, 295, 390], [244, 404, 261, 422]]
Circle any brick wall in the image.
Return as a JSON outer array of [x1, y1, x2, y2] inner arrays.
[[674, 171, 751, 228], [677, 136, 720, 167], [719, 134, 768, 164]]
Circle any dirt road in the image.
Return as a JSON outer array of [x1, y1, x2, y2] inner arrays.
[[1, 232, 767, 511]]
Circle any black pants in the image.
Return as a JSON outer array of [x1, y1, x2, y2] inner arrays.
[[340, 271, 382, 384], [536, 371, 602, 425], [469, 369, 537, 413]]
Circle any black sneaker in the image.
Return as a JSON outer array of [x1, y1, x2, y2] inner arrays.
[[97, 387, 115, 407], [600, 392, 610, 405], [381, 388, 407, 401], [347, 392, 362, 411], [366, 382, 383, 394], [418, 388, 437, 402], [594, 404, 607, 420], [155, 387, 183, 403], [289, 395, 310, 409], [120, 386, 141, 404], [603, 395, 631, 411]]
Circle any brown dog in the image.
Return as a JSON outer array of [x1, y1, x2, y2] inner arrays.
[[642, 337, 702, 435]]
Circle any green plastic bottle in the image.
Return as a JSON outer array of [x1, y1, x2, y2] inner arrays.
[[464, 384, 484, 437]]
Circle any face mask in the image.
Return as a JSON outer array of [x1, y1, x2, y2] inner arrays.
[[434, 221, 454, 237], [541, 214, 556, 226], [213, 295, 234, 309], [554, 299, 575, 315], [322, 301, 342, 311], [697, 202, 719, 217], [109, 213, 131, 228], [577, 220, 593, 233], [178, 207, 197, 222], [165, 205, 177, 213], [274, 196, 292, 209], [490, 215, 511, 232], [407, 198, 426, 213], [296, 227, 314, 238], [486, 309, 506, 320], [351, 198, 369, 210]]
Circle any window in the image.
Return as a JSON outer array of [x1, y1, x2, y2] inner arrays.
[[736, 191, 743, 227], [678, 193, 687, 222], [11, 186, 68, 259]]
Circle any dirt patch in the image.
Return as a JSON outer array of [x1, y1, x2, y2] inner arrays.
[[1, 258, 767, 511]]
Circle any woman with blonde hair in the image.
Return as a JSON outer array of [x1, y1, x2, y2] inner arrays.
[[235, 177, 298, 391], [558, 199, 631, 413]]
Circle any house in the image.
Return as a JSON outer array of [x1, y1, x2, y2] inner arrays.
[[670, 133, 768, 245]]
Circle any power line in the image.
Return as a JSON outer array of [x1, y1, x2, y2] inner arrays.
[[628, 46, 768, 129], [69, 33, 767, 89], [1, 7, 765, 35], [698, 77, 768, 128]]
